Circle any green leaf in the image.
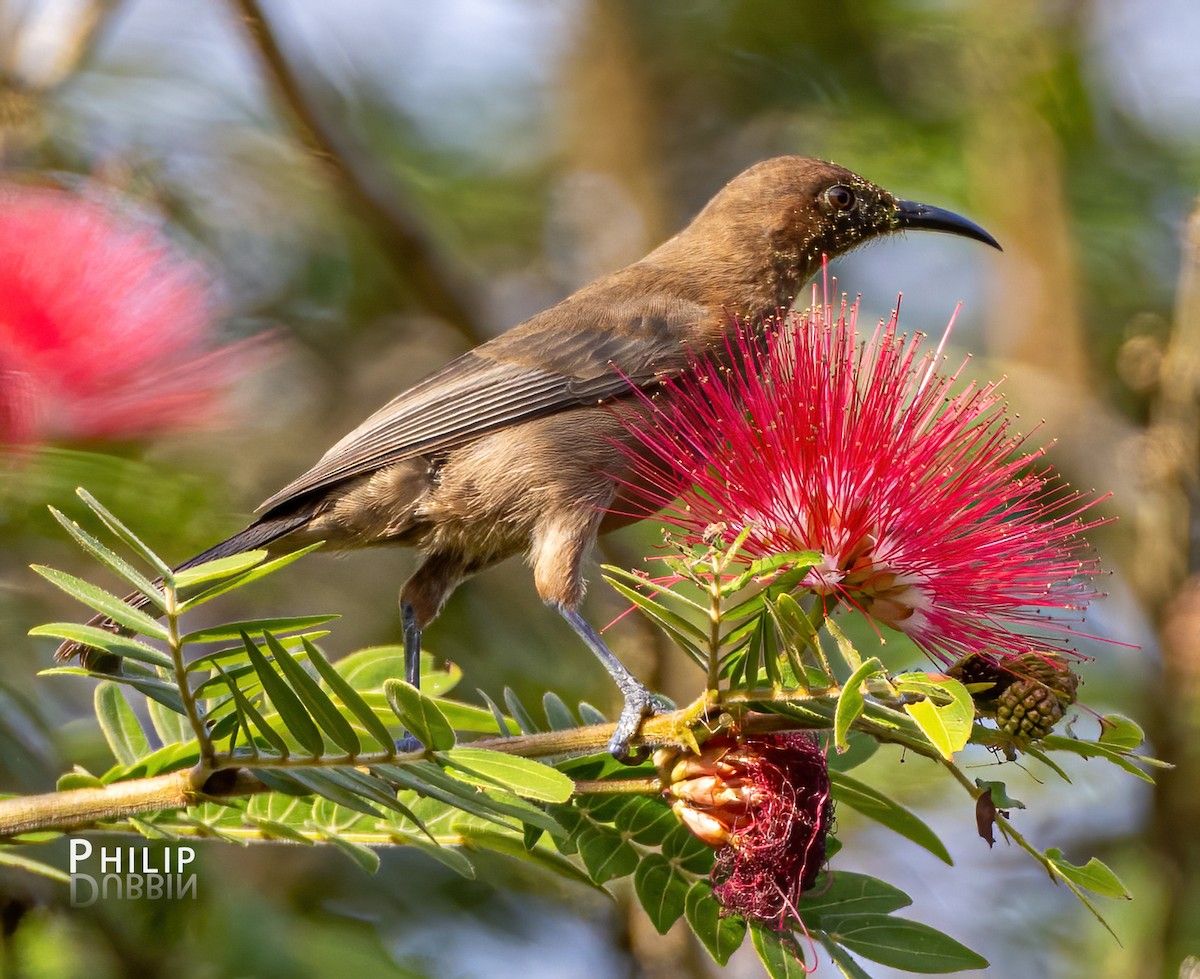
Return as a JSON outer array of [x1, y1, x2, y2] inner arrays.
[[240, 631, 324, 756], [474, 788, 566, 839], [750, 924, 807, 977], [576, 824, 639, 883], [726, 549, 821, 593], [48, 507, 164, 608], [328, 766, 425, 823], [732, 609, 765, 686], [503, 688, 539, 735], [894, 673, 974, 759], [473, 689, 513, 736], [766, 592, 822, 669], [603, 577, 707, 666], [75, 488, 172, 577], [30, 566, 168, 639], [973, 779, 1025, 810], [828, 732, 878, 773], [128, 816, 179, 840], [245, 816, 316, 845], [611, 795, 678, 845], [178, 543, 324, 609], [437, 747, 573, 803], [1098, 714, 1146, 750], [458, 828, 595, 888], [830, 771, 952, 865], [391, 832, 476, 879], [275, 768, 382, 818], [379, 763, 556, 835], [29, 623, 171, 669], [264, 633, 361, 755], [181, 615, 339, 645], [633, 853, 689, 933], [147, 696, 191, 745], [250, 768, 315, 796], [542, 691, 576, 731], [824, 616, 863, 672], [94, 683, 151, 766], [0, 848, 70, 883], [1040, 735, 1156, 782], [577, 701, 607, 726], [303, 639, 397, 751], [104, 740, 201, 781], [685, 881, 746, 965], [57, 770, 103, 791], [322, 834, 380, 874], [1022, 744, 1073, 782], [835, 657, 884, 752], [802, 871, 912, 919], [321, 763, 429, 825], [603, 564, 708, 613], [821, 914, 988, 972], [39, 665, 188, 716], [172, 551, 268, 588], [217, 663, 289, 757], [816, 933, 875, 979], [662, 823, 717, 874], [1045, 849, 1132, 899], [384, 680, 456, 751], [336, 648, 459, 699]]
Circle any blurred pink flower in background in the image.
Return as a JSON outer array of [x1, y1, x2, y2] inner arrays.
[[0, 183, 270, 445], [619, 289, 1106, 665]]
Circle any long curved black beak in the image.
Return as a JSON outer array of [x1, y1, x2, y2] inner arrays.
[[895, 200, 1002, 251]]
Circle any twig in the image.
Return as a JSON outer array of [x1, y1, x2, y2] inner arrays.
[[0, 702, 931, 839], [0, 770, 202, 836], [40, 0, 124, 92], [228, 0, 485, 344]]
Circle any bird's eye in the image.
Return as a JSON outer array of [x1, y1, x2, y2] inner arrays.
[[824, 185, 856, 211]]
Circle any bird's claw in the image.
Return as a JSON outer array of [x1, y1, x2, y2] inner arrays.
[[395, 733, 425, 755], [607, 689, 671, 765]]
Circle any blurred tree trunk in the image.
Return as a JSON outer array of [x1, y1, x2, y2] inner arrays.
[[554, 0, 670, 287], [1136, 198, 1200, 979], [960, 0, 1089, 391]]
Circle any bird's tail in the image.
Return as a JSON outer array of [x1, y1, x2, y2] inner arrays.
[[54, 513, 314, 669]]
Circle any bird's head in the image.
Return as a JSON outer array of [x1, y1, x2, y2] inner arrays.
[[673, 156, 1000, 309]]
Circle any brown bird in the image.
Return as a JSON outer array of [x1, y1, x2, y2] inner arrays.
[[57, 156, 999, 758]]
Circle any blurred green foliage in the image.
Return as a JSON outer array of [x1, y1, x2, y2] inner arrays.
[[2, 0, 1198, 976]]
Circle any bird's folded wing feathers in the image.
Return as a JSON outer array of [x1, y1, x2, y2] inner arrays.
[[256, 298, 712, 515]]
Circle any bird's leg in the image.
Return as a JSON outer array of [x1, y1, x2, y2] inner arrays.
[[395, 600, 424, 753], [396, 555, 465, 753], [402, 601, 422, 687], [553, 603, 666, 762]]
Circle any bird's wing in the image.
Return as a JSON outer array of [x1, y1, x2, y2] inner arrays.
[[256, 292, 715, 515]]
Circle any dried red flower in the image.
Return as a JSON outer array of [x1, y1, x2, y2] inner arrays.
[[661, 733, 832, 926], [619, 290, 1104, 664], [0, 183, 268, 445]]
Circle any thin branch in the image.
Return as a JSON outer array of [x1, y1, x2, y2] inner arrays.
[[40, 0, 124, 92], [0, 707, 831, 838], [0, 770, 202, 836], [228, 0, 486, 345], [165, 585, 214, 767]]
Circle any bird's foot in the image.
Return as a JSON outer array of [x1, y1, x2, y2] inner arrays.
[[607, 688, 672, 764], [395, 733, 425, 755]]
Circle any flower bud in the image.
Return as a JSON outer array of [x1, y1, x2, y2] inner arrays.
[[660, 733, 833, 926]]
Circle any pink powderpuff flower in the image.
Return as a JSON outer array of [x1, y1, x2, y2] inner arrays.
[[0, 182, 271, 445], [660, 733, 833, 926], [617, 288, 1105, 665]]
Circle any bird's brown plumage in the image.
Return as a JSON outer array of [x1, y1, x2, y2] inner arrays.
[[55, 156, 999, 753]]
